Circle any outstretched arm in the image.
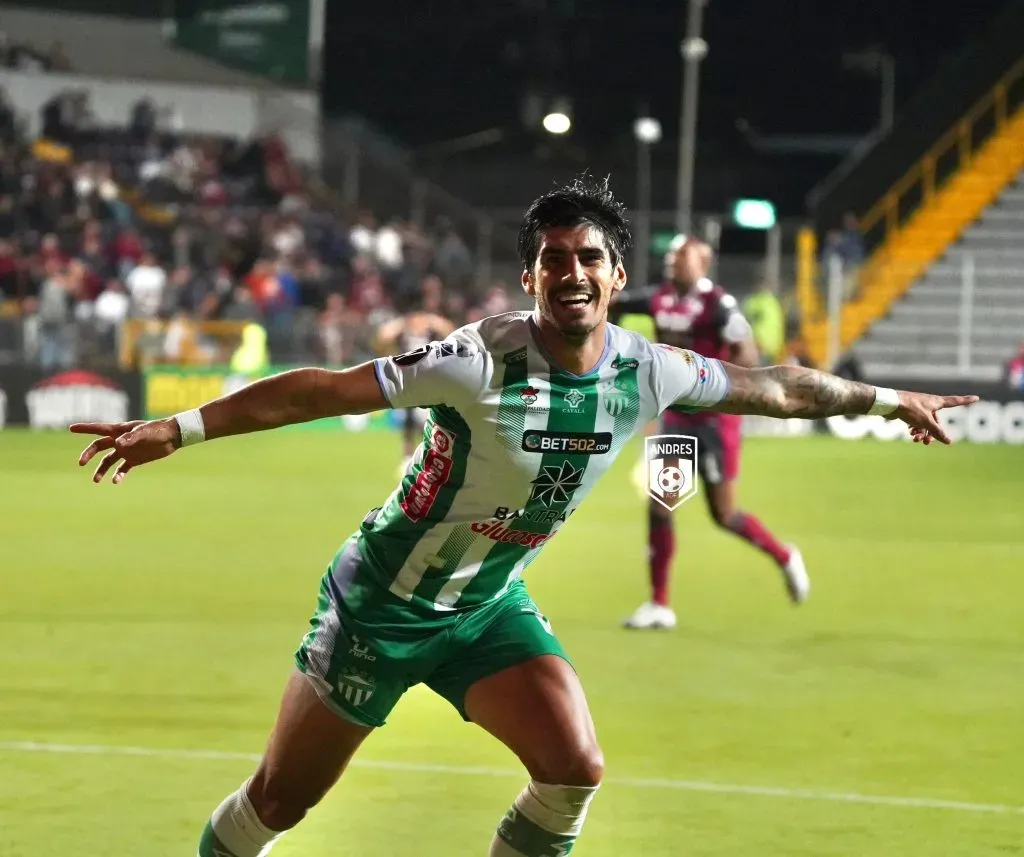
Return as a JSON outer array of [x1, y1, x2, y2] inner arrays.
[[72, 363, 387, 483], [714, 362, 978, 444]]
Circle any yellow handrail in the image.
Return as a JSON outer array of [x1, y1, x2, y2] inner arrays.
[[859, 55, 1024, 242]]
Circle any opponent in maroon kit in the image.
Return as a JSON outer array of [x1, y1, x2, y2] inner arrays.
[[611, 235, 809, 630]]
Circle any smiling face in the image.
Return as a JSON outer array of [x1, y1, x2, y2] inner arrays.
[[522, 223, 627, 341]]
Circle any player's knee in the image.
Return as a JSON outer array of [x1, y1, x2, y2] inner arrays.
[[247, 766, 317, 831], [648, 501, 672, 526], [709, 506, 729, 527], [534, 740, 604, 788]]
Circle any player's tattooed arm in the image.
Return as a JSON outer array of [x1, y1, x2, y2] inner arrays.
[[712, 363, 979, 445], [715, 364, 876, 418]]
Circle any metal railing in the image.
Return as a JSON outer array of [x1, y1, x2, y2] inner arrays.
[[857, 56, 1024, 253], [814, 250, 1019, 379]]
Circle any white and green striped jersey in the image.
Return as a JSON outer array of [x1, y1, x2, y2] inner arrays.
[[341, 311, 728, 614]]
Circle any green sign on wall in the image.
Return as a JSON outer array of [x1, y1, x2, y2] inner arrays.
[[172, 0, 311, 85]]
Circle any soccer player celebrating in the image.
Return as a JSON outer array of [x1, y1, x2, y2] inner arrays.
[[71, 176, 974, 857], [612, 235, 807, 631]]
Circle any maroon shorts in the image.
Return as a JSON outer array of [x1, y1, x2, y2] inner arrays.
[[660, 411, 742, 484]]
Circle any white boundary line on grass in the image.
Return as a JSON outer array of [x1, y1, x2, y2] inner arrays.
[[2, 740, 1022, 816]]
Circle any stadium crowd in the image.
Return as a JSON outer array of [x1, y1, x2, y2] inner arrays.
[[0, 78, 513, 373]]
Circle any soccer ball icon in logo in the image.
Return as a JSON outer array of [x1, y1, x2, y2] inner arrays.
[[644, 434, 699, 512], [657, 465, 685, 494]]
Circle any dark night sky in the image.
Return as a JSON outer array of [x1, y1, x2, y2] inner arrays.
[[323, 0, 1010, 149]]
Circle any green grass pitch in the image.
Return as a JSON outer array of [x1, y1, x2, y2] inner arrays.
[[1, 428, 1022, 856]]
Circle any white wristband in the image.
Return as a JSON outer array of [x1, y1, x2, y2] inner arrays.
[[868, 386, 900, 416], [174, 408, 206, 447]]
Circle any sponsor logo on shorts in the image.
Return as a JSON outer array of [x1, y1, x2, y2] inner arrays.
[[348, 635, 377, 662], [521, 430, 611, 454], [337, 670, 376, 706], [471, 520, 554, 550], [645, 434, 699, 512], [400, 425, 456, 523]]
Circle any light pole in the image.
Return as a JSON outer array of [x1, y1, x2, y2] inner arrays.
[[675, 0, 708, 235], [842, 46, 896, 134], [633, 116, 663, 287]]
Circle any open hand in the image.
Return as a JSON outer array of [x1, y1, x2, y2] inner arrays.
[[71, 419, 181, 484], [891, 392, 979, 445]]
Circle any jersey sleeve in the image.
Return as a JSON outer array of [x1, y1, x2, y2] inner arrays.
[[714, 292, 754, 344], [649, 343, 730, 413], [373, 336, 488, 411]]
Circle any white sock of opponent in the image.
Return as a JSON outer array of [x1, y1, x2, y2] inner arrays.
[[490, 780, 600, 856], [197, 778, 284, 857]]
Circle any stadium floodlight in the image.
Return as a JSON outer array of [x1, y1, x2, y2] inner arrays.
[[542, 110, 572, 135], [733, 198, 776, 230], [633, 117, 663, 145]]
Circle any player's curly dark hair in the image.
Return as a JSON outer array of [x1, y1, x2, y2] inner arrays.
[[518, 173, 633, 271]]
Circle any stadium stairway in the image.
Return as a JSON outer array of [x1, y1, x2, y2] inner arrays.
[[802, 87, 1024, 376], [852, 165, 1024, 380]]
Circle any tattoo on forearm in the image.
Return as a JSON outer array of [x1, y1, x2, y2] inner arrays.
[[726, 365, 877, 418]]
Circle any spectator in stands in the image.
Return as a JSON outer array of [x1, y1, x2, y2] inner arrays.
[[36, 257, 73, 368], [126, 251, 167, 318], [93, 278, 130, 339], [375, 217, 405, 273], [434, 218, 473, 291], [47, 41, 72, 73], [0, 87, 18, 143], [130, 98, 159, 143], [113, 228, 145, 276], [1004, 342, 1024, 391], [820, 212, 865, 301], [0, 238, 19, 299], [317, 292, 352, 366], [349, 210, 377, 258]]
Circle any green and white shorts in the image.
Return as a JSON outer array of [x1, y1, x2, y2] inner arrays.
[[294, 555, 571, 728]]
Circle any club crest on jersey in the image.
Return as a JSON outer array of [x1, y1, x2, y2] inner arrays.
[[645, 434, 699, 512], [563, 389, 586, 410], [520, 385, 539, 406], [599, 379, 631, 417]]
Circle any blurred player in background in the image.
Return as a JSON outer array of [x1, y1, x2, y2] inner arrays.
[[375, 297, 455, 470], [611, 235, 808, 630]]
